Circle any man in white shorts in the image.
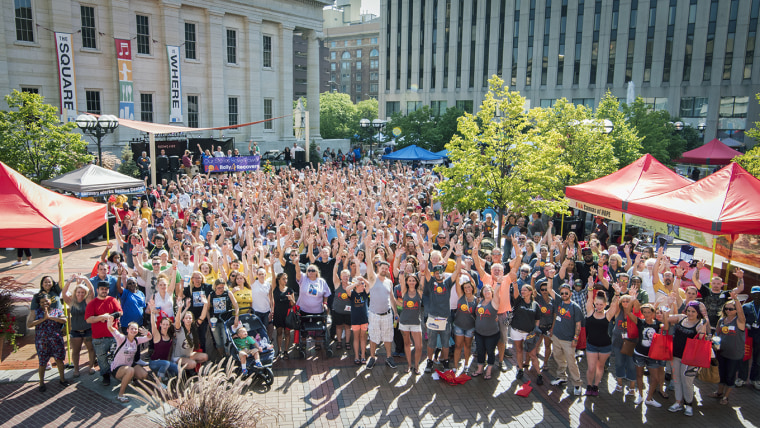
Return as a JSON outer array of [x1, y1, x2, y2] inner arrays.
[[366, 250, 399, 370]]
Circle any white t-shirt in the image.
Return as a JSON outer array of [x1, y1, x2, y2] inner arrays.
[[251, 279, 272, 313]]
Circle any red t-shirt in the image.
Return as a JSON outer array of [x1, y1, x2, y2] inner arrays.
[[84, 297, 122, 339]]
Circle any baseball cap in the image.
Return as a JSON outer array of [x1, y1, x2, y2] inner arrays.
[[751, 286, 760, 294]]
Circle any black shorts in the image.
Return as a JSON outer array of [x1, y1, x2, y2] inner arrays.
[[70, 329, 92, 339], [539, 325, 552, 336], [332, 312, 351, 326]]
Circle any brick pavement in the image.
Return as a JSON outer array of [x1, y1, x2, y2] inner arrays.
[[4, 244, 760, 427]]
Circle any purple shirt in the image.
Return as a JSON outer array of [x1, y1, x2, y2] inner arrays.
[[296, 276, 331, 314]]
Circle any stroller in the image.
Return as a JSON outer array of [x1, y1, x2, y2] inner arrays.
[[293, 309, 333, 359], [224, 312, 275, 386]]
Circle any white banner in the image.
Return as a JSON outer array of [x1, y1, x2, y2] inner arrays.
[[166, 45, 183, 122], [54, 32, 77, 122]]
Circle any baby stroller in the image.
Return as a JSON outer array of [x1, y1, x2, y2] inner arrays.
[[293, 309, 333, 359], [224, 312, 275, 386]]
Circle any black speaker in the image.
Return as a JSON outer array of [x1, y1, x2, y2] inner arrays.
[[169, 156, 181, 171], [294, 150, 306, 163], [157, 156, 169, 172]]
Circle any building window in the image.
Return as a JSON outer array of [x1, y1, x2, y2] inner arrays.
[[187, 95, 198, 128], [228, 97, 239, 126], [431, 101, 448, 117], [331, 63, 336, 71], [541, 0, 552, 86], [341, 61, 351, 72], [342, 51, 351, 59], [573, 0, 585, 85], [386, 101, 401, 116], [80, 6, 97, 49], [456, 100, 474, 113], [226, 29, 237, 64], [356, 73, 362, 81], [682, 0, 697, 82], [703, 0, 719, 81], [356, 49, 362, 58], [662, 0, 675, 83], [720, 96, 749, 118], [607, 0, 619, 84], [136, 14, 150, 55], [21, 87, 39, 94], [370, 49, 379, 57], [679, 97, 708, 118], [407, 101, 423, 113], [643, 0, 656, 83], [356, 84, 362, 92], [356, 62, 362, 70], [557, 0, 568, 85], [369, 83, 379, 92], [85, 90, 101, 114], [263, 35, 272, 67], [263, 99, 273, 130], [185, 23, 197, 60], [331, 41, 336, 48], [723, 0, 739, 81], [641, 97, 668, 111], [370, 72, 379, 80], [371, 37, 378, 44], [14, 0, 34, 42], [572, 98, 595, 109], [540, 99, 557, 108], [330, 52, 336, 60], [370, 60, 379, 69], [357, 39, 362, 46], [625, 1, 637, 82], [140, 93, 154, 122]]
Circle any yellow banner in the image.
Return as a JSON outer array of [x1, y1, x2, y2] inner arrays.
[[567, 199, 623, 222]]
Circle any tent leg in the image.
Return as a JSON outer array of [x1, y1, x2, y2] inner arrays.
[[710, 237, 717, 286], [105, 213, 110, 258], [59, 249, 73, 368], [620, 216, 626, 245], [560, 213, 565, 237]]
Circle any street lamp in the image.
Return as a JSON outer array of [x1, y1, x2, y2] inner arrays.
[[76, 113, 119, 166], [359, 118, 386, 163]]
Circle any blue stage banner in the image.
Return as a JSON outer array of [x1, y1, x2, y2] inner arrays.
[[203, 155, 261, 173]]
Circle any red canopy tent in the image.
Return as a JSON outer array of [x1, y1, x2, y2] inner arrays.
[[0, 162, 107, 249], [676, 138, 744, 166], [565, 154, 692, 212], [625, 162, 760, 235]]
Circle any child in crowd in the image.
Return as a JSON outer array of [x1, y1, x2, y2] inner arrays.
[[232, 325, 263, 375]]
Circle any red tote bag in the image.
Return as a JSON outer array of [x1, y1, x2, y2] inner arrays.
[[626, 317, 639, 340], [681, 333, 712, 368], [744, 329, 753, 362], [648, 332, 673, 361], [575, 327, 587, 350]]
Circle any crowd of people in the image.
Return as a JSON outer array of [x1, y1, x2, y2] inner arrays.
[[25, 161, 759, 412]]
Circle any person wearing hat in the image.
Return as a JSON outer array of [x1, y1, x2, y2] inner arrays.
[[549, 283, 584, 396], [693, 260, 744, 329], [739, 274, 760, 390], [85, 281, 123, 386]]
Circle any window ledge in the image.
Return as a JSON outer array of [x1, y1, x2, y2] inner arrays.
[[80, 47, 102, 54], [14, 40, 39, 48]]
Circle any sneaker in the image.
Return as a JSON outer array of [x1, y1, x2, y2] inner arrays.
[[386, 358, 397, 369], [645, 399, 662, 408], [754, 381, 760, 390], [10, 261, 22, 267], [366, 357, 376, 369], [668, 403, 684, 413], [25, 260, 32, 266], [585, 385, 594, 396], [684, 405, 693, 416], [626, 387, 636, 397], [254, 360, 263, 368], [550, 378, 567, 386], [614, 385, 623, 393], [734, 379, 745, 388], [573, 386, 582, 396], [499, 361, 508, 372], [536, 375, 544, 386], [101, 375, 110, 386], [241, 367, 248, 376], [515, 369, 524, 379], [634, 395, 644, 405], [424, 359, 434, 373]]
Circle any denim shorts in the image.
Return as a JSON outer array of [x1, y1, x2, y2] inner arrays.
[[70, 329, 92, 339], [634, 353, 666, 369], [586, 343, 612, 354], [452, 324, 475, 338]]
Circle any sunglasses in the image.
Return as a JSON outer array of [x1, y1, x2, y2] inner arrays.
[[539, 288, 547, 292], [725, 307, 736, 311], [152, 263, 160, 266], [520, 270, 530, 274], [307, 269, 317, 273], [432, 266, 446, 273], [560, 292, 570, 296]]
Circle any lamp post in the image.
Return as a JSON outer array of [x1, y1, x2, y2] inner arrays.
[[360, 118, 386, 164], [75, 114, 119, 167]]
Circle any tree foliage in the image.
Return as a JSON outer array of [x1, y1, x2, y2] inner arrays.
[[0, 90, 91, 182], [623, 97, 687, 165], [319, 92, 357, 139], [435, 76, 572, 231], [735, 93, 760, 178], [531, 99, 618, 186], [387, 106, 464, 152], [118, 144, 140, 178], [595, 92, 643, 167]]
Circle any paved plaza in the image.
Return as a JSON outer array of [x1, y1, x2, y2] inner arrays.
[[1, 243, 759, 427]]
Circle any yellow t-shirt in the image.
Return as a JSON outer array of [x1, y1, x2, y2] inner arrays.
[[233, 287, 253, 314], [141, 207, 153, 222], [423, 219, 440, 237]]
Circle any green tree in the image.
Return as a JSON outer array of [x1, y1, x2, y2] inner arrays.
[[435, 76, 572, 235], [734, 93, 760, 178], [531, 99, 618, 186], [386, 106, 464, 152], [623, 97, 686, 165], [0, 90, 91, 182], [319, 92, 357, 139], [118, 144, 140, 178], [595, 91, 643, 167], [354, 98, 378, 124]]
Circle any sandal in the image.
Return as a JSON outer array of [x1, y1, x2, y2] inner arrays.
[[471, 371, 483, 377], [361, 358, 366, 364], [354, 359, 361, 365], [345, 343, 351, 351], [336, 343, 342, 350], [657, 389, 670, 399], [315, 344, 321, 351], [117, 396, 130, 403], [708, 391, 723, 399], [720, 396, 729, 405], [484, 372, 492, 380]]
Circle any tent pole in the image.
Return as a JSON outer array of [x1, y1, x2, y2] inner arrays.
[[105, 211, 110, 258], [724, 237, 735, 285], [149, 133, 157, 187], [561, 212, 565, 237], [59, 248, 73, 368], [620, 216, 626, 245], [710, 236, 717, 282]]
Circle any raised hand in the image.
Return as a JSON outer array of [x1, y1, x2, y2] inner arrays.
[[734, 267, 744, 279]]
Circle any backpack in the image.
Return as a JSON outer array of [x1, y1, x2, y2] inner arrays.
[[105, 338, 127, 370]]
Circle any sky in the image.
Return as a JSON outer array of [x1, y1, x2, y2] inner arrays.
[[362, 0, 380, 15]]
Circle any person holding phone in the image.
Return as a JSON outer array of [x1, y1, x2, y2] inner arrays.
[[85, 281, 123, 386]]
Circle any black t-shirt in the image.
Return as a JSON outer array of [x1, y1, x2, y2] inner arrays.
[[634, 318, 662, 357], [313, 258, 337, 292], [284, 254, 309, 291], [510, 297, 541, 333], [208, 291, 234, 316], [575, 260, 598, 285], [182, 283, 213, 319]]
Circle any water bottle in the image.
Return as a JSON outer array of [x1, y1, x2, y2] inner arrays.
[[712, 335, 721, 351]]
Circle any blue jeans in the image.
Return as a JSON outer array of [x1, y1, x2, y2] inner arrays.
[[613, 345, 636, 382], [149, 359, 178, 379], [93, 337, 115, 377]]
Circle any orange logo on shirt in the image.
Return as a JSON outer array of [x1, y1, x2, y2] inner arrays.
[[559, 307, 567, 316], [541, 306, 548, 314], [436, 286, 444, 293], [406, 300, 415, 308], [340, 293, 348, 300], [477, 307, 485, 315], [722, 326, 730, 334], [460, 304, 469, 312]]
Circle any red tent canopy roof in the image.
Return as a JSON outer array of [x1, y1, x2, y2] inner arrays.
[[676, 138, 744, 166], [0, 162, 107, 248], [565, 154, 692, 212], [626, 162, 760, 235]]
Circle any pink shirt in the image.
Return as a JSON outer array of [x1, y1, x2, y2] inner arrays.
[[110, 331, 150, 372]]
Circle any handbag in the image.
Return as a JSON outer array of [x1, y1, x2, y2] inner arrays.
[[697, 360, 720, 384], [285, 306, 300, 330], [515, 380, 533, 397], [648, 332, 673, 361], [626, 317, 639, 340], [620, 339, 636, 356], [575, 327, 587, 350], [681, 333, 712, 368], [744, 329, 753, 362]]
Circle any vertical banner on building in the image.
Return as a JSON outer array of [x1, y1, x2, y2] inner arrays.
[[54, 32, 77, 122], [115, 39, 135, 120], [166, 45, 183, 122]]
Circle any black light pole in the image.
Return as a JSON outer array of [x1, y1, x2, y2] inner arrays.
[[76, 114, 119, 166]]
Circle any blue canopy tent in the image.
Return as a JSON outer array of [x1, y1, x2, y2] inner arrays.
[[382, 145, 446, 163], [435, 149, 449, 158]]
